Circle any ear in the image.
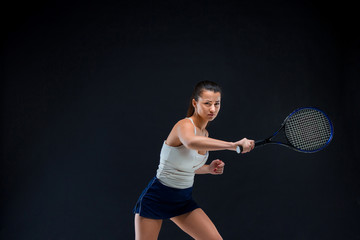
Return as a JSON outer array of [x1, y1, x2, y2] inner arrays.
[[192, 99, 197, 108]]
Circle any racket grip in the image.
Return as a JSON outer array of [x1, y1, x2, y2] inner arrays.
[[236, 145, 243, 153]]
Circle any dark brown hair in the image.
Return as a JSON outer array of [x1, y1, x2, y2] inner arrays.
[[186, 81, 222, 117]]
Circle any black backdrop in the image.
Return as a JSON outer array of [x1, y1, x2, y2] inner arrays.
[[2, 0, 359, 239]]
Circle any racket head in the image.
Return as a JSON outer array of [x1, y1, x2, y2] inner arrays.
[[283, 107, 334, 153]]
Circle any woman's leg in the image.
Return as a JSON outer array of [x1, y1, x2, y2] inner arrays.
[[170, 208, 223, 240], [134, 214, 163, 240]]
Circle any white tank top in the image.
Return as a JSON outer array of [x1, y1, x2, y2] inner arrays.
[[156, 118, 209, 189]]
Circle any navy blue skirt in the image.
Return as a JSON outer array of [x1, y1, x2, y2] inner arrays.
[[133, 177, 200, 219]]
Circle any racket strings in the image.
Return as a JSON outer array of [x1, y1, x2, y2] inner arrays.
[[285, 109, 332, 151]]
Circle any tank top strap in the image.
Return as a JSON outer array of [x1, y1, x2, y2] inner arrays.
[[187, 118, 197, 135]]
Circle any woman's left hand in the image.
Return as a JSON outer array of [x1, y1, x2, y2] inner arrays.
[[209, 159, 225, 175]]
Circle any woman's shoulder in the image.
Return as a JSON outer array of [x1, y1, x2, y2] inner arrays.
[[171, 118, 194, 132], [166, 118, 193, 145], [175, 118, 192, 126]]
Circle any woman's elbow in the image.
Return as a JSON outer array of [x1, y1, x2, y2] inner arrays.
[[182, 139, 196, 149]]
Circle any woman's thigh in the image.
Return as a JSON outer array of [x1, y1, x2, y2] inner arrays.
[[170, 208, 222, 240], [134, 214, 163, 240]]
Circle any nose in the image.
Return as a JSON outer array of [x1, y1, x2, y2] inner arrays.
[[210, 104, 215, 113]]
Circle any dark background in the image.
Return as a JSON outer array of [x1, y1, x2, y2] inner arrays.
[[2, 0, 359, 239]]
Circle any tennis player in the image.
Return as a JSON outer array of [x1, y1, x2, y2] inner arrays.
[[133, 81, 255, 240]]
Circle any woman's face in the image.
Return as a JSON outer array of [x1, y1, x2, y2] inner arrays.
[[193, 90, 221, 121]]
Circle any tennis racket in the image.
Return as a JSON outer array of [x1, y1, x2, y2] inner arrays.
[[245, 107, 333, 153]]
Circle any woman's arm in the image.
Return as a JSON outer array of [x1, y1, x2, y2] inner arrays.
[[177, 120, 254, 153], [195, 165, 211, 174], [195, 160, 225, 175]]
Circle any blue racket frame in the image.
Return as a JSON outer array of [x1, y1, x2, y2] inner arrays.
[[254, 107, 334, 153]]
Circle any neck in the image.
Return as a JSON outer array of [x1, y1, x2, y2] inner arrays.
[[190, 114, 208, 130]]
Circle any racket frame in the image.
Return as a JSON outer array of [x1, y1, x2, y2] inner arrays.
[[255, 107, 334, 153]]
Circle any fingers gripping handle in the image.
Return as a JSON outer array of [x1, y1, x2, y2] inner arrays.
[[237, 139, 266, 153], [237, 140, 267, 153]]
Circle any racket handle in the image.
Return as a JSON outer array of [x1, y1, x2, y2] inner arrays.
[[255, 139, 268, 147], [236, 145, 243, 153]]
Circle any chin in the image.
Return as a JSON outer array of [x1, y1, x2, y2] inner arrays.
[[207, 115, 217, 121]]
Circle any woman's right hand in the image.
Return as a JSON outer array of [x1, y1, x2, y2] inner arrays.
[[235, 138, 255, 153]]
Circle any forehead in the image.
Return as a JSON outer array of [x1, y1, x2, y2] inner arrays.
[[199, 90, 221, 101]]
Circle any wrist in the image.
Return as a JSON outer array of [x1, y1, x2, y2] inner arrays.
[[230, 142, 238, 152], [206, 164, 212, 174]]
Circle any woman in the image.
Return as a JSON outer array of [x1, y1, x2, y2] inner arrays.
[[133, 81, 254, 240]]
